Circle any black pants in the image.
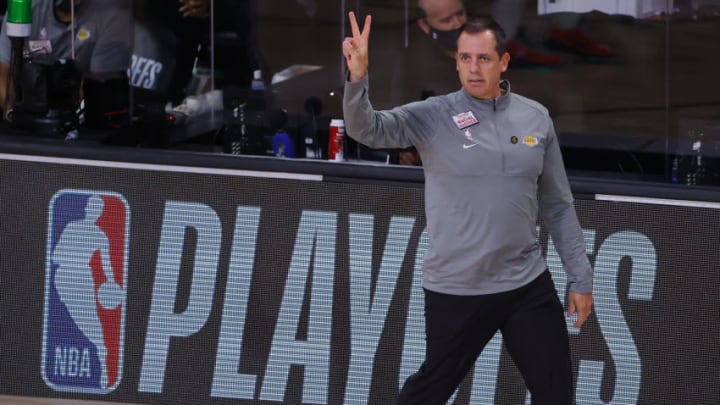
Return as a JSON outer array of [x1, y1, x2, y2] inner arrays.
[[397, 270, 572, 405]]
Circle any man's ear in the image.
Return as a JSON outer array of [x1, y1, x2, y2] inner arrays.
[[417, 18, 430, 35], [500, 51, 510, 72]]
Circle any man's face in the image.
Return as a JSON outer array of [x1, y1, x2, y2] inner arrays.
[[421, 0, 467, 31], [456, 30, 510, 99]]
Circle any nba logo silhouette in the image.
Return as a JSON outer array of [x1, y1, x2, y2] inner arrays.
[[42, 190, 129, 393]]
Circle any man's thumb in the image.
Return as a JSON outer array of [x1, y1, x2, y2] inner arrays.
[[567, 301, 576, 317]]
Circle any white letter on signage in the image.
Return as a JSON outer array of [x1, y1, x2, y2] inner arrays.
[[259, 210, 336, 404], [211, 206, 262, 399], [576, 231, 656, 404], [139, 202, 222, 393], [344, 214, 415, 404]]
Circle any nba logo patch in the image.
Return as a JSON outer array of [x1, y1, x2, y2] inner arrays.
[[42, 190, 129, 393]]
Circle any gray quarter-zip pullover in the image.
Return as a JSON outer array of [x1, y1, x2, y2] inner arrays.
[[343, 76, 593, 295]]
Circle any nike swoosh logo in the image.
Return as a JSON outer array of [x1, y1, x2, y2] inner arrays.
[[462, 143, 479, 149]]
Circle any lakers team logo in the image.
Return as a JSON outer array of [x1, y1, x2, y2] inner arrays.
[[42, 190, 129, 393], [523, 135, 539, 147], [77, 27, 91, 42]]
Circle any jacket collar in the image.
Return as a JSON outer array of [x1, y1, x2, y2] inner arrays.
[[460, 80, 511, 110]]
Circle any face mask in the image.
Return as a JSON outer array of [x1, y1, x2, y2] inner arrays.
[[425, 20, 461, 51], [54, 0, 81, 14]]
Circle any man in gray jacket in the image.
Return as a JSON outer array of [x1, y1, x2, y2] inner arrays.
[[342, 12, 593, 405]]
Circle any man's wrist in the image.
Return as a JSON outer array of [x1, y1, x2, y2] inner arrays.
[[348, 70, 367, 83]]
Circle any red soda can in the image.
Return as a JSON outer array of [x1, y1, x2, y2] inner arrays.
[[328, 119, 345, 162]]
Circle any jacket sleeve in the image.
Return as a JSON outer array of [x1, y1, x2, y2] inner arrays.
[[343, 74, 429, 150], [538, 119, 594, 294]]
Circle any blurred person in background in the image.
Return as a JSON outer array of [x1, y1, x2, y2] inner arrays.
[[130, 0, 261, 106], [0, 0, 131, 117]]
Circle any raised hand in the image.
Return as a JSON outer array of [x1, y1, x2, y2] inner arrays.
[[342, 11, 372, 82]]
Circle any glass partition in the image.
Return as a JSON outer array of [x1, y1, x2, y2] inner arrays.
[[0, 0, 132, 136], [1, 0, 719, 185], [255, 0, 720, 184]]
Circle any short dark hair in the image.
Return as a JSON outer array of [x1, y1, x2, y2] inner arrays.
[[458, 15, 507, 56]]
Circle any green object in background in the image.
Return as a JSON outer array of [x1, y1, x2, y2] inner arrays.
[[6, 0, 32, 38], [7, 0, 32, 24]]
